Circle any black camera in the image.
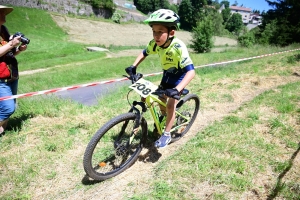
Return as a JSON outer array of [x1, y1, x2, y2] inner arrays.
[[13, 32, 30, 45]]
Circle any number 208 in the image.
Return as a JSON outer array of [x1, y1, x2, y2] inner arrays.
[[132, 83, 152, 95]]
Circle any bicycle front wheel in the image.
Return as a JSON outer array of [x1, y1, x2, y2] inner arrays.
[[171, 94, 200, 142], [83, 112, 147, 181]]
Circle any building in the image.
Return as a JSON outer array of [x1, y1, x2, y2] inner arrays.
[[229, 6, 251, 24], [218, 4, 225, 13], [250, 13, 262, 25]]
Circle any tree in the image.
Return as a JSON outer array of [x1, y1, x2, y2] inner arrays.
[[220, 0, 230, 8], [178, 0, 194, 30], [133, 0, 152, 14], [221, 7, 231, 24], [238, 31, 255, 47], [191, 0, 207, 27], [252, 9, 260, 14], [258, 0, 300, 45], [169, 4, 178, 13], [225, 13, 243, 35], [191, 16, 214, 53], [208, 10, 224, 36], [255, 20, 277, 45], [191, 0, 207, 11], [82, 0, 116, 13], [134, 0, 171, 14]]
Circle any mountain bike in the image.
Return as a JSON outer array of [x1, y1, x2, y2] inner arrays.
[[83, 73, 200, 181]]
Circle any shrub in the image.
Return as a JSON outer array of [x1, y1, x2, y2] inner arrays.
[[238, 32, 255, 47], [112, 12, 121, 24], [191, 17, 214, 53]]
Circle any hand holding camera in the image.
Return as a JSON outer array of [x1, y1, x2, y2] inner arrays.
[[9, 32, 30, 52], [12, 32, 30, 45], [8, 36, 21, 47]]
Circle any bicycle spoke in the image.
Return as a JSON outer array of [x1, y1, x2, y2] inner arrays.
[[84, 113, 145, 180], [171, 94, 200, 141]]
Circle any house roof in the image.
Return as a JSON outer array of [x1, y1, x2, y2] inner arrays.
[[230, 6, 251, 12]]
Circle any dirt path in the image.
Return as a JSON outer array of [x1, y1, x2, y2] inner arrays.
[[24, 16, 299, 199], [69, 75, 300, 200], [27, 72, 300, 199]]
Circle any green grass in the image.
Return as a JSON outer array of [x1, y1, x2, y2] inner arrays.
[[0, 5, 299, 200], [128, 81, 300, 200]]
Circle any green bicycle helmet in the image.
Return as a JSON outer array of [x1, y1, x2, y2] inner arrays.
[[144, 9, 180, 30]]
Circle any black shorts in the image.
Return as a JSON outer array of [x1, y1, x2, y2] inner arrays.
[[158, 82, 176, 90]]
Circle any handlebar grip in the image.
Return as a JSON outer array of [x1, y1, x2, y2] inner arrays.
[[124, 73, 143, 84], [152, 89, 180, 100]]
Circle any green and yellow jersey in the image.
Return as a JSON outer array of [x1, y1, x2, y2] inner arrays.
[[143, 36, 194, 87]]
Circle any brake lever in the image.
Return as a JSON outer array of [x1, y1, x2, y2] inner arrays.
[[123, 74, 136, 84], [123, 73, 143, 84]]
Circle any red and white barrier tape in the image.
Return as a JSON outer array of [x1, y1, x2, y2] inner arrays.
[[0, 48, 299, 101]]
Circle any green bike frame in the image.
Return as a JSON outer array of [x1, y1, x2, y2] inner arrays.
[[144, 93, 191, 136]]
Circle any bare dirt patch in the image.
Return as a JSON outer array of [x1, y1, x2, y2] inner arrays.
[[51, 14, 237, 47], [20, 15, 236, 76]]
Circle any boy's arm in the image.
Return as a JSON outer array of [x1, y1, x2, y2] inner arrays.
[[125, 51, 147, 81], [132, 51, 147, 68], [175, 69, 195, 92]]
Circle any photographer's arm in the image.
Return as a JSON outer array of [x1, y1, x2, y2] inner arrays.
[[0, 36, 20, 57]]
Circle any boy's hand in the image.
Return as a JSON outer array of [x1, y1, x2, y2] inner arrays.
[[165, 88, 179, 98], [125, 65, 137, 83], [125, 65, 136, 75]]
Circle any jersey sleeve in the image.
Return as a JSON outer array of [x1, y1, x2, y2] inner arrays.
[[176, 41, 193, 70], [144, 39, 158, 56]]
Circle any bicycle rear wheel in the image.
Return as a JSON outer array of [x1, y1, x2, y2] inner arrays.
[[83, 112, 147, 181], [171, 94, 200, 142]]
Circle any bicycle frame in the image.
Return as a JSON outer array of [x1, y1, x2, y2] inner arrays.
[[129, 78, 191, 137], [145, 94, 191, 135], [83, 76, 199, 181]]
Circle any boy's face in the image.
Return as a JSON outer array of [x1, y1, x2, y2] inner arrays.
[[152, 24, 170, 46]]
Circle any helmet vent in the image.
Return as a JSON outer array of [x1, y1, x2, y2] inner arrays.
[[144, 9, 180, 30]]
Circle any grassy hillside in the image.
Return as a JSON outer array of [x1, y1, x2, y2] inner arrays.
[[0, 6, 299, 200], [6, 6, 107, 72]]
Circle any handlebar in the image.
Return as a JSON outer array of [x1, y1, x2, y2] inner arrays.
[[151, 89, 180, 100], [124, 73, 180, 100], [123, 73, 143, 84]]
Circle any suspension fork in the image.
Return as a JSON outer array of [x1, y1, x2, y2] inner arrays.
[[127, 101, 147, 145]]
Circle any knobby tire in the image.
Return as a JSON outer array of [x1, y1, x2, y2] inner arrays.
[[83, 112, 147, 181], [171, 94, 200, 142]]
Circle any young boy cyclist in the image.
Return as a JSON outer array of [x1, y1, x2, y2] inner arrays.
[[125, 9, 195, 148]]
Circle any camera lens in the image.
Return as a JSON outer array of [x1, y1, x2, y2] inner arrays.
[[21, 37, 30, 44]]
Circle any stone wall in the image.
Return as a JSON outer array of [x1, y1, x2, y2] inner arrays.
[[0, 0, 111, 18]]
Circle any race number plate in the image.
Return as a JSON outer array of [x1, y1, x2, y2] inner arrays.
[[129, 78, 158, 98]]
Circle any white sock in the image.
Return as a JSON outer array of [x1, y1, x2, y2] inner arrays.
[[164, 132, 170, 136]]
